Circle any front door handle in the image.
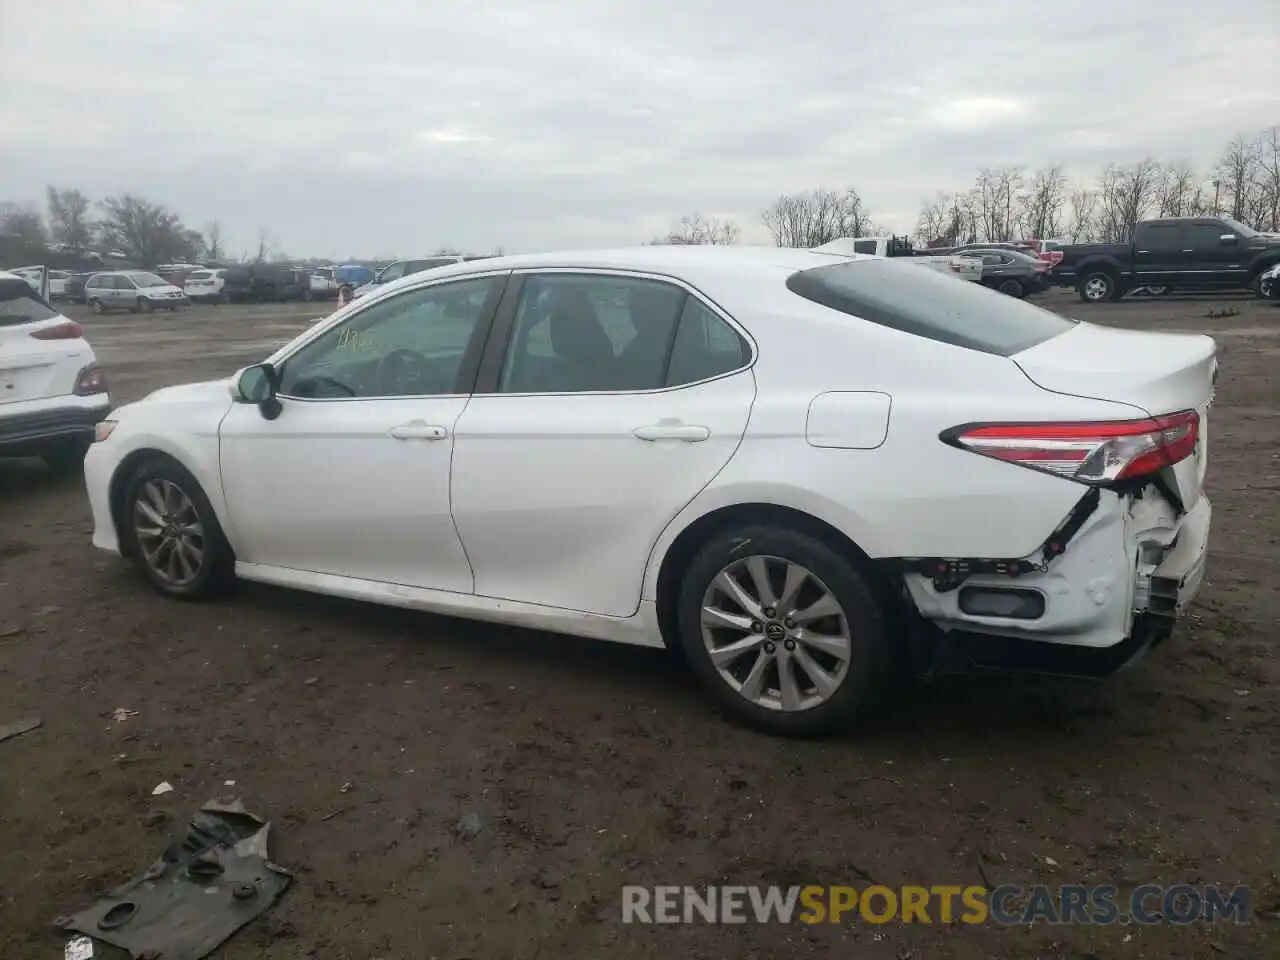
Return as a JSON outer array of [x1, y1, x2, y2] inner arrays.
[[633, 421, 710, 442], [388, 421, 448, 440]]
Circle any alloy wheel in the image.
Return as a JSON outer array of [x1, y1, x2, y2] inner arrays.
[[700, 555, 852, 712], [133, 478, 205, 587], [1083, 277, 1109, 301]]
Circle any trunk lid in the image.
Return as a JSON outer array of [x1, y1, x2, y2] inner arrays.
[[0, 278, 83, 404], [1012, 321, 1216, 508]]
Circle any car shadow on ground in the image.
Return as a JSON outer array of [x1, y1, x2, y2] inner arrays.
[[0, 457, 85, 502], [205, 577, 1133, 754]]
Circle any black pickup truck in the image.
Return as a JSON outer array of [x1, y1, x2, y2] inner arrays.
[[1052, 216, 1280, 302]]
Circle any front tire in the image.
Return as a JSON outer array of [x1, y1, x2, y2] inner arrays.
[[1078, 271, 1116, 303], [997, 278, 1025, 297], [121, 458, 235, 599], [90, 298, 106, 314], [676, 525, 890, 737], [137, 297, 153, 313]]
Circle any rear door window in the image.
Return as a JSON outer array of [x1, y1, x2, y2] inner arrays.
[[1137, 222, 1185, 253], [0, 278, 60, 327], [785, 258, 1075, 356]]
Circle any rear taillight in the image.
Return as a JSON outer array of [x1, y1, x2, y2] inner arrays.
[[30, 320, 83, 340], [1044, 251, 1064, 266], [944, 411, 1199, 484], [74, 364, 108, 396]]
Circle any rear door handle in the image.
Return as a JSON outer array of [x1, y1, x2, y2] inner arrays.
[[388, 421, 448, 440], [633, 422, 710, 442]]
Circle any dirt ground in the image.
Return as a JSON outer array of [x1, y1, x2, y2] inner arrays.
[[1, 289, 1277, 959]]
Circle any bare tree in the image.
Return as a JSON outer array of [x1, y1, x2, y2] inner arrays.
[[761, 187, 875, 247], [973, 167, 1024, 241], [1155, 162, 1200, 217], [1216, 134, 1262, 225], [1258, 126, 1280, 232], [1094, 159, 1159, 242], [1065, 188, 1098, 242], [915, 193, 953, 246], [0, 202, 47, 247], [98, 194, 200, 266], [204, 221, 225, 261], [1017, 166, 1068, 240], [651, 213, 741, 245], [46, 187, 94, 252]]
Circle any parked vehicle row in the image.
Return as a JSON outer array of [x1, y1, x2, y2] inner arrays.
[[812, 236, 984, 283], [82, 244, 1214, 735], [1050, 216, 1280, 302]]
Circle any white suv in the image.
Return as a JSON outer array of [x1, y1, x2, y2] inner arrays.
[[0, 271, 110, 468], [183, 269, 228, 304]]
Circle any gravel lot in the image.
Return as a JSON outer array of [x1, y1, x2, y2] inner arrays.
[[1, 290, 1277, 959]]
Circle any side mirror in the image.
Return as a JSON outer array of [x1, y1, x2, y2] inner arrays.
[[234, 363, 283, 420], [1220, 234, 1238, 245]]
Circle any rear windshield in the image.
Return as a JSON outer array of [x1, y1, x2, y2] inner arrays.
[[785, 258, 1075, 356], [0, 278, 60, 327], [187, 270, 212, 280]]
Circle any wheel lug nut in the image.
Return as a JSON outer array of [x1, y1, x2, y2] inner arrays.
[[784, 638, 797, 651], [784, 618, 795, 629], [763, 641, 776, 654], [751, 620, 763, 633], [763, 606, 776, 618]]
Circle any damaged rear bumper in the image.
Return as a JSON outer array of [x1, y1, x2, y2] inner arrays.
[[888, 487, 1210, 678]]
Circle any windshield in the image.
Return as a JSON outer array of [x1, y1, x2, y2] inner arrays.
[[128, 272, 169, 288], [0, 278, 61, 327], [1219, 217, 1258, 238], [786, 258, 1076, 357]]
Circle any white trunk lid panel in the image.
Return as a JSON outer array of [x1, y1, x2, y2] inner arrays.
[[0, 322, 88, 405], [1012, 321, 1216, 507]]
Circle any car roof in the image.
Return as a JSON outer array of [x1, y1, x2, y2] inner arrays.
[[408, 245, 869, 284]]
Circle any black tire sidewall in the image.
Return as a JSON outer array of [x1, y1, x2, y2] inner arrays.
[[121, 458, 234, 599], [676, 525, 889, 736], [138, 297, 153, 313], [998, 279, 1024, 297]]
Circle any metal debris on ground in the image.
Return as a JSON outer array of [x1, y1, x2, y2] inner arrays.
[[0, 717, 41, 744], [151, 781, 174, 796], [63, 934, 94, 959], [112, 708, 138, 723], [56, 798, 292, 960]]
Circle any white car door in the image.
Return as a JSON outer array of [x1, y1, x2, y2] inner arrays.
[[217, 273, 508, 592], [450, 270, 756, 618]]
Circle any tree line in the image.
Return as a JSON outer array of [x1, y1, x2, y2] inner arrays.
[[0, 189, 231, 266], [654, 125, 1280, 249], [7, 126, 1277, 267]]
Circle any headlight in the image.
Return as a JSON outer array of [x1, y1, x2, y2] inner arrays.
[[93, 419, 118, 443]]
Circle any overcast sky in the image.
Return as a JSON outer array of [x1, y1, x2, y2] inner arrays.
[[1, 0, 1276, 258]]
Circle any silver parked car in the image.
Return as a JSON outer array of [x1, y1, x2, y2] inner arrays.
[[84, 271, 189, 314]]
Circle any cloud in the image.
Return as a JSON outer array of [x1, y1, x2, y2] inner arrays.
[[0, 0, 1276, 256]]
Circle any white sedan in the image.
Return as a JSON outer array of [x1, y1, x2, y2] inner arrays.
[[84, 246, 1215, 735]]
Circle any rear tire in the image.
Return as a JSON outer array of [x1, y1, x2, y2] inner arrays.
[[676, 525, 890, 737], [997, 279, 1024, 297], [90, 298, 106, 314], [1078, 271, 1116, 303], [120, 458, 235, 600]]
